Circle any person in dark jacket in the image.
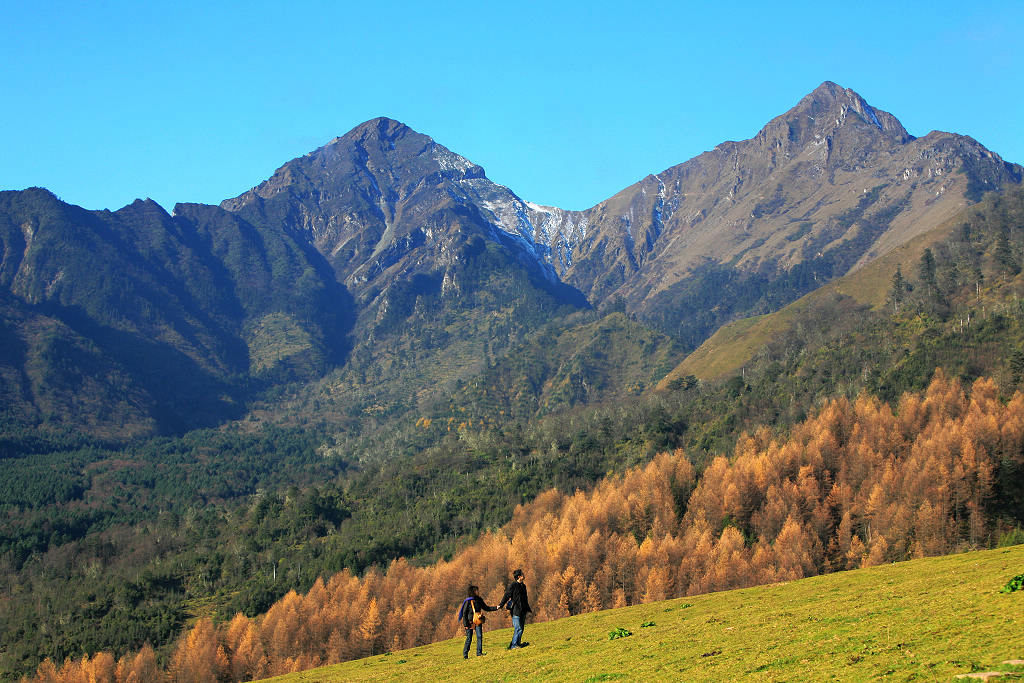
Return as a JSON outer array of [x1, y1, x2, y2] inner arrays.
[[458, 584, 497, 658], [498, 568, 532, 649]]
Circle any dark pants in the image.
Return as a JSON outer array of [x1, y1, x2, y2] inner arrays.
[[463, 625, 483, 657], [510, 615, 525, 648]]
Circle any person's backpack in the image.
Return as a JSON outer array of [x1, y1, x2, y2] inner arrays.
[[472, 599, 485, 626], [459, 597, 473, 626], [459, 596, 485, 627]]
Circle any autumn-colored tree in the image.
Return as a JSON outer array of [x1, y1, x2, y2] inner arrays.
[[696, 526, 751, 594], [678, 521, 714, 595], [555, 565, 588, 616], [230, 622, 267, 681], [169, 618, 222, 683], [116, 643, 160, 683], [863, 535, 889, 567], [846, 534, 867, 568], [359, 597, 382, 656], [582, 581, 603, 613], [642, 565, 671, 604], [32, 658, 59, 682]]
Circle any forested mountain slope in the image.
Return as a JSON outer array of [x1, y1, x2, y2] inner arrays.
[[665, 187, 1024, 392], [0, 188, 352, 437], [6, 186, 1024, 681], [32, 371, 1024, 680]]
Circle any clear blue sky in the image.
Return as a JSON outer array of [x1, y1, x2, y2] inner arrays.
[[2, 1, 1022, 212]]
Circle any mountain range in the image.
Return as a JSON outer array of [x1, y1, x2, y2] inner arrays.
[[1, 81, 1021, 441], [4, 80, 1024, 681]]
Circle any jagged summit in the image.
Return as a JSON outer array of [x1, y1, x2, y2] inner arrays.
[[221, 117, 488, 214], [753, 81, 913, 160], [314, 117, 419, 157], [799, 80, 878, 114], [346, 116, 414, 140], [216, 114, 579, 305]]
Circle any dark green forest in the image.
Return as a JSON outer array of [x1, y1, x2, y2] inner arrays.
[[3, 190, 1024, 679]]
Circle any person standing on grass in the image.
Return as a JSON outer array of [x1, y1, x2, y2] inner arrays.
[[498, 568, 532, 649], [458, 584, 497, 658]]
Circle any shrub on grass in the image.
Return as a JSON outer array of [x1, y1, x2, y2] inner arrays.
[[1000, 574, 1024, 593]]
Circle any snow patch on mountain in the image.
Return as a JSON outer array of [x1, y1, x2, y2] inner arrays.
[[528, 205, 589, 272], [445, 171, 590, 276], [431, 144, 475, 174], [865, 105, 883, 131], [478, 196, 542, 250]]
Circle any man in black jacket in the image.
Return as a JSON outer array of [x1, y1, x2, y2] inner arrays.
[[498, 568, 532, 649]]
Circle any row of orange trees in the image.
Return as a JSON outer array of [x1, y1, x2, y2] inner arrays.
[[32, 372, 1024, 682]]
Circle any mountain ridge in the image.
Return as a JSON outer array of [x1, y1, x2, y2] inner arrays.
[[554, 82, 1021, 311], [217, 81, 1022, 325], [1, 82, 1022, 439]]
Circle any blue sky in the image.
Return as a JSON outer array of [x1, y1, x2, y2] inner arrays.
[[2, 1, 1022, 212]]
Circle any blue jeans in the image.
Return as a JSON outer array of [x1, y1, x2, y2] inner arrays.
[[463, 625, 482, 657], [510, 615, 525, 648]]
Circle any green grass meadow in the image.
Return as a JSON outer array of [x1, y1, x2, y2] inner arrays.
[[265, 545, 1024, 681]]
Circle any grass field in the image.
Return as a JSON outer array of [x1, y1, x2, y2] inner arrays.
[[264, 545, 1024, 681]]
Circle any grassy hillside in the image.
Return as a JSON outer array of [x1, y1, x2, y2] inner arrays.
[[661, 187, 1024, 392], [661, 215, 958, 385], [265, 545, 1024, 681]]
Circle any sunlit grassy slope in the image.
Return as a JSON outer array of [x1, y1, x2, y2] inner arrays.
[[659, 220, 955, 385], [264, 545, 1024, 681]]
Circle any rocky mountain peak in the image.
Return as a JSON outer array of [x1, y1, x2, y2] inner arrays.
[[221, 117, 489, 215], [318, 117, 423, 165], [753, 82, 913, 161], [550, 80, 1022, 340], [211, 84, 1021, 340], [214, 117, 569, 301], [349, 116, 413, 142]]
